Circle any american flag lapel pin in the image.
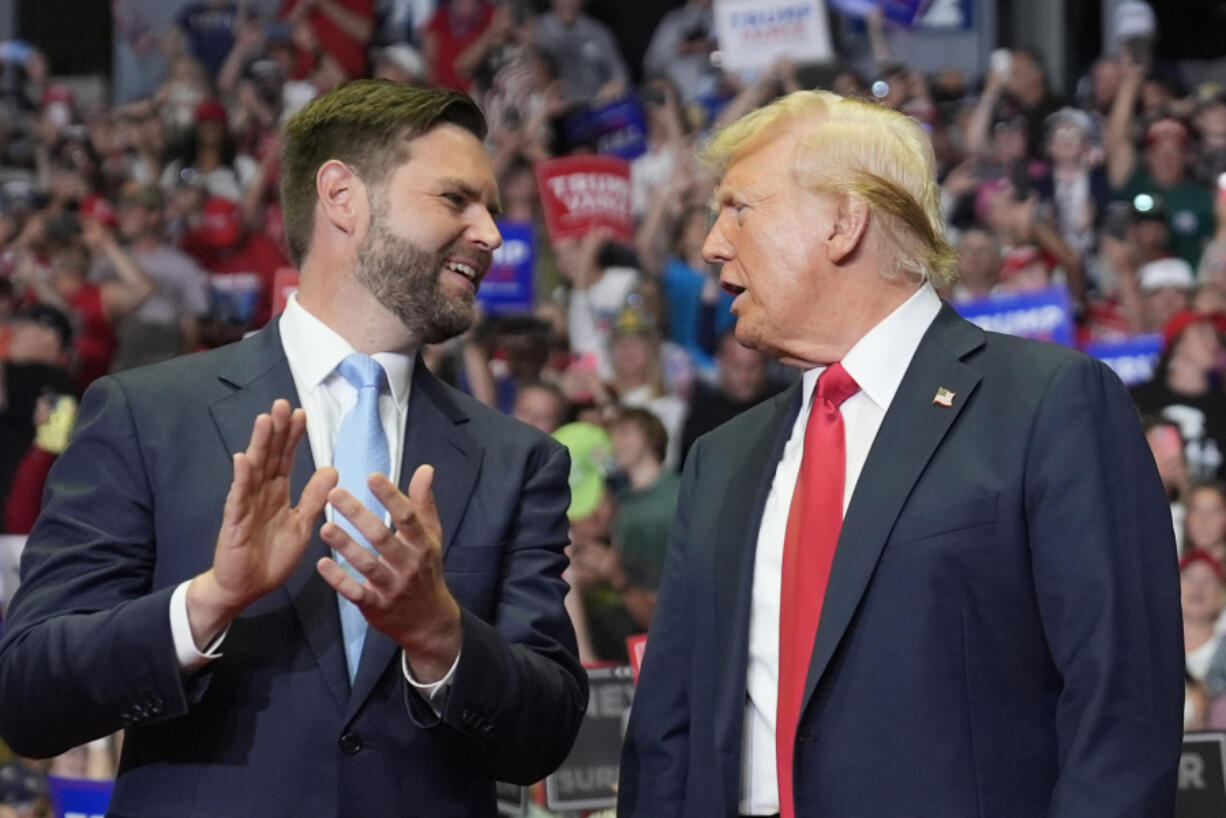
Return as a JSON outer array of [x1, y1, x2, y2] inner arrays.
[[933, 387, 956, 407]]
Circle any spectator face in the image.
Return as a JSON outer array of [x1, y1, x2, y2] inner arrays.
[[1181, 560, 1225, 625], [513, 385, 565, 434], [1047, 126, 1087, 166], [957, 230, 1000, 293], [1146, 139, 1187, 187], [117, 203, 155, 242], [1146, 286, 1192, 333], [1131, 217, 1169, 259], [611, 332, 655, 382], [7, 318, 67, 365], [1006, 51, 1044, 102], [718, 335, 767, 402], [1173, 320, 1221, 371], [552, 0, 582, 26], [1196, 102, 1226, 149], [1147, 423, 1188, 498], [1187, 486, 1226, 556], [501, 167, 537, 222], [611, 420, 649, 471], [353, 124, 502, 345], [1090, 58, 1121, 113]]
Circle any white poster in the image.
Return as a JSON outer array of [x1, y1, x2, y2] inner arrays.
[[714, 0, 835, 72]]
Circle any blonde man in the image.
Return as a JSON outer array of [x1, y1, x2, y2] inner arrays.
[[619, 90, 1183, 818]]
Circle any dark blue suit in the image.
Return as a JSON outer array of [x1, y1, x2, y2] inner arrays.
[[0, 320, 587, 817], [619, 306, 1184, 817]]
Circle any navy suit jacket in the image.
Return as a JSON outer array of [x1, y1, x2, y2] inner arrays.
[[0, 320, 587, 817], [619, 306, 1184, 818]]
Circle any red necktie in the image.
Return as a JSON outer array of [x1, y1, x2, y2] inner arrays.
[[776, 362, 859, 818]]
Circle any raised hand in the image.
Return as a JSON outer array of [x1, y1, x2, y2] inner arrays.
[[186, 399, 337, 648], [317, 464, 462, 683]]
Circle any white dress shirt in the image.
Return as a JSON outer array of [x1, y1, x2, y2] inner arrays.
[[169, 293, 457, 699], [738, 284, 942, 813]]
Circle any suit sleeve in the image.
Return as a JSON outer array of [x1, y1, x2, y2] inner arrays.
[[617, 435, 699, 816], [404, 441, 589, 784], [1025, 356, 1184, 818], [0, 376, 194, 758]]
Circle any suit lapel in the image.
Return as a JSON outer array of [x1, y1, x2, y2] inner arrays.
[[346, 358, 481, 718], [712, 385, 802, 789], [208, 322, 351, 710], [800, 306, 985, 717]]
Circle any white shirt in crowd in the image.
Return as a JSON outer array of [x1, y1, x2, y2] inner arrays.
[[739, 284, 942, 814], [168, 293, 457, 699]]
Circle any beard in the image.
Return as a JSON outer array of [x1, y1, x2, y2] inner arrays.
[[354, 212, 478, 345]]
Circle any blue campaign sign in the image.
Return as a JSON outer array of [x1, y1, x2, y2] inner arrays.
[[48, 776, 113, 818], [954, 287, 1075, 347], [1082, 333, 1164, 387], [563, 98, 648, 160], [479, 221, 535, 316]]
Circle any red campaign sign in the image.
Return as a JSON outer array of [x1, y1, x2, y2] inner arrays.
[[626, 634, 647, 684], [534, 155, 633, 244], [272, 267, 300, 316]]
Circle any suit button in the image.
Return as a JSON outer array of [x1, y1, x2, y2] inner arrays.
[[339, 732, 363, 755]]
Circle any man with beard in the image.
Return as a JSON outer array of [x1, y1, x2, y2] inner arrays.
[[0, 81, 587, 817]]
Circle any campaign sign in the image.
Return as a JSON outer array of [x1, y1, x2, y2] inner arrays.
[[479, 221, 535, 316], [829, 0, 932, 28], [535, 156, 633, 244], [714, 0, 834, 72], [271, 267, 299, 316], [545, 664, 635, 811], [563, 98, 648, 160], [1177, 732, 1226, 818], [954, 286, 1075, 347], [47, 776, 113, 818], [626, 634, 647, 684], [1082, 333, 1163, 387]]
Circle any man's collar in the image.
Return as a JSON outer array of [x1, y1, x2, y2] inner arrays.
[[279, 293, 415, 408]]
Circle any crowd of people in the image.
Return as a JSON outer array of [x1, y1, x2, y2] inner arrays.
[[0, 0, 1222, 812]]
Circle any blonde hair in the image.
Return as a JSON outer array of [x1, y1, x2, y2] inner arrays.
[[701, 90, 958, 287]]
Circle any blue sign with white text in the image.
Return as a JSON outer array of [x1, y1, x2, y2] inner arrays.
[[563, 99, 648, 160], [954, 287, 1075, 347], [480, 221, 535, 316], [48, 776, 113, 818], [1083, 333, 1164, 386]]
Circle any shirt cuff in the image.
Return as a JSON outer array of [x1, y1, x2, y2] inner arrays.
[[170, 580, 229, 672], [401, 650, 460, 708]]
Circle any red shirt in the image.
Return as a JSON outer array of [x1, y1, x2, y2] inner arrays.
[[185, 232, 288, 331], [66, 283, 116, 392], [425, 2, 494, 92], [280, 0, 374, 80]]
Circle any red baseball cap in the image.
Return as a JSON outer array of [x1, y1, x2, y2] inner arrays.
[[197, 196, 242, 248], [1181, 548, 1226, 582], [195, 98, 228, 124], [80, 193, 117, 227], [1146, 117, 1189, 147], [1161, 309, 1226, 349]]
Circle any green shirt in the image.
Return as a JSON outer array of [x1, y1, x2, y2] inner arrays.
[[1117, 169, 1213, 268], [612, 471, 682, 593]]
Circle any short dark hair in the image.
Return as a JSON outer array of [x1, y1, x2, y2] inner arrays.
[[279, 79, 487, 266], [614, 406, 668, 464]]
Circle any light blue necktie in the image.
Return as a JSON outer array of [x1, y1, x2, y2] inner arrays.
[[332, 353, 391, 682]]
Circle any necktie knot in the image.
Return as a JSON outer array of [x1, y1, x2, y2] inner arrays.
[[337, 353, 387, 394], [816, 362, 859, 409]]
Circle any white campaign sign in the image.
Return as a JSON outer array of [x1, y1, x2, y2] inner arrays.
[[714, 0, 834, 71]]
